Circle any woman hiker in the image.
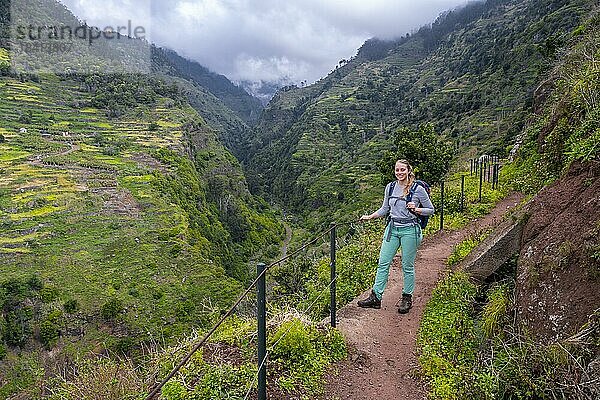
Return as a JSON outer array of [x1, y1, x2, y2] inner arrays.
[[358, 159, 434, 313]]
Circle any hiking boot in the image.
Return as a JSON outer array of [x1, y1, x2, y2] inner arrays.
[[358, 290, 381, 309], [398, 293, 412, 314]]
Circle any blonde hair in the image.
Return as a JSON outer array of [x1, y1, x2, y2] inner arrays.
[[395, 159, 415, 197]]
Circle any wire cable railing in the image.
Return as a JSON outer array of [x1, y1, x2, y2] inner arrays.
[[241, 274, 339, 400], [145, 221, 349, 399]]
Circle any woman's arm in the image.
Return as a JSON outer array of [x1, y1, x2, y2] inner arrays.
[[412, 186, 434, 216]]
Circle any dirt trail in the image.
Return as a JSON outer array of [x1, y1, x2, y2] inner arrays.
[[29, 141, 80, 167], [322, 192, 524, 400], [280, 222, 293, 259]]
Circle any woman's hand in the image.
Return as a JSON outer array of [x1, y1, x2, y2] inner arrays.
[[360, 214, 373, 221], [407, 202, 419, 213]]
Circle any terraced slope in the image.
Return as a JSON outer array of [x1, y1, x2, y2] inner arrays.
[[0, 70, 281, 361]]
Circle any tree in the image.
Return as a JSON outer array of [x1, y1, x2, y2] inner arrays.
[[378, 124, 454, 185]]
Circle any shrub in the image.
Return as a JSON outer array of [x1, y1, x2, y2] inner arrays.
[[378, 124, 454, 185], [40, 287, 60, 303], [269, 318, 346, 394], [26, 275, 43, 291], [106, 337, 136, 355], [39, 310, 63, 348], [101, 298, 123, 320], [63, 299, 79, 313], [4, 307, 33, 347], [270, 319, 316, 363]]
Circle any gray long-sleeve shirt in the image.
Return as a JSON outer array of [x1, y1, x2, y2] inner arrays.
[[374, 181, 435, 227]]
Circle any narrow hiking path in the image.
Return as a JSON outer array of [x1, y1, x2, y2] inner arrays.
[[280, 221, 293, 259], [322, 192, 525, 400]]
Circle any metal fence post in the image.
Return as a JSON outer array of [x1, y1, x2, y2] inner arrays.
[[440, 180, 445, 231], [494, 163, 499, 189], [479, 162, 483, 202], [483, 160, 487, 182], [330, 223, 336, 328], [257, 263, 267, 400], [460, 174, 465, 212]]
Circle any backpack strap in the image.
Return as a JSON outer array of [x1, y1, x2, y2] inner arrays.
[[387, 181, 396, 198], [385, 181, 395, 241], [406, 182, 418, 204]]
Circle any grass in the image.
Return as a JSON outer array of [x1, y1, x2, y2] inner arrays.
[[0, 247, 31, 254], [446, 228, 492, 267], [0, 148, 30, 161], [0, 48, 9, 64], [8, 205, 67, 220], [418, 270, 599, 399], [421, 167, 510, 236], [0, 232, 45, 245]]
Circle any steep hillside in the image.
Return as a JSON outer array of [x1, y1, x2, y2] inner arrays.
[[517, 162, 599, 341], [150, 56, 253, 159], [506, 10, 600, 342], [247, 0, 593, 226], [0, 69, 281, 329], [151, 47, 263, 159], [160, 48, 263, 126], [0, 1, 282, 394], [1, 0, 262, 160]]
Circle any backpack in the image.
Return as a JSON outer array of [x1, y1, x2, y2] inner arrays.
[[387, 179, 432, 229]]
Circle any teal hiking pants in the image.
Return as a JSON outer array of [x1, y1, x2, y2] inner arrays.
[[373, 223, 423, 300]]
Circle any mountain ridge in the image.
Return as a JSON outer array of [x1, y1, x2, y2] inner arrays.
[[246, 0, 593, 227]]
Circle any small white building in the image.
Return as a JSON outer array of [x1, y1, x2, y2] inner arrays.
[[19, 127, 27, 134]]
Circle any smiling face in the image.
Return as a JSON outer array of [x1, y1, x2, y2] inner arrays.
[[395, 161, 410, 182]]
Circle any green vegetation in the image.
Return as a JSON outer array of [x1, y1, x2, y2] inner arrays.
[[157, 317, 345, 400], [379, 124, 454, 185], [420, 166, 508, 235], [269, 319, 346, 395], [271, 222, 382, 318], [1, 0, 598, 397], [417, 273, 478, 399], [504, 13, 600, 193], [418, 271, 598, 399], [0, 276, 43, 348], [418, 15, 600, 399], [45, 315, 345, 400], [446, 229, 491, 267], [0, 48, 9, 74]]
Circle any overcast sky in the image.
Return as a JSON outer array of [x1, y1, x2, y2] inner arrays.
[[59, 0, 469, 84]]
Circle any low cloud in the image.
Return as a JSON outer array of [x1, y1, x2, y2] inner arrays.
[[59, 0, 468, 84]]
